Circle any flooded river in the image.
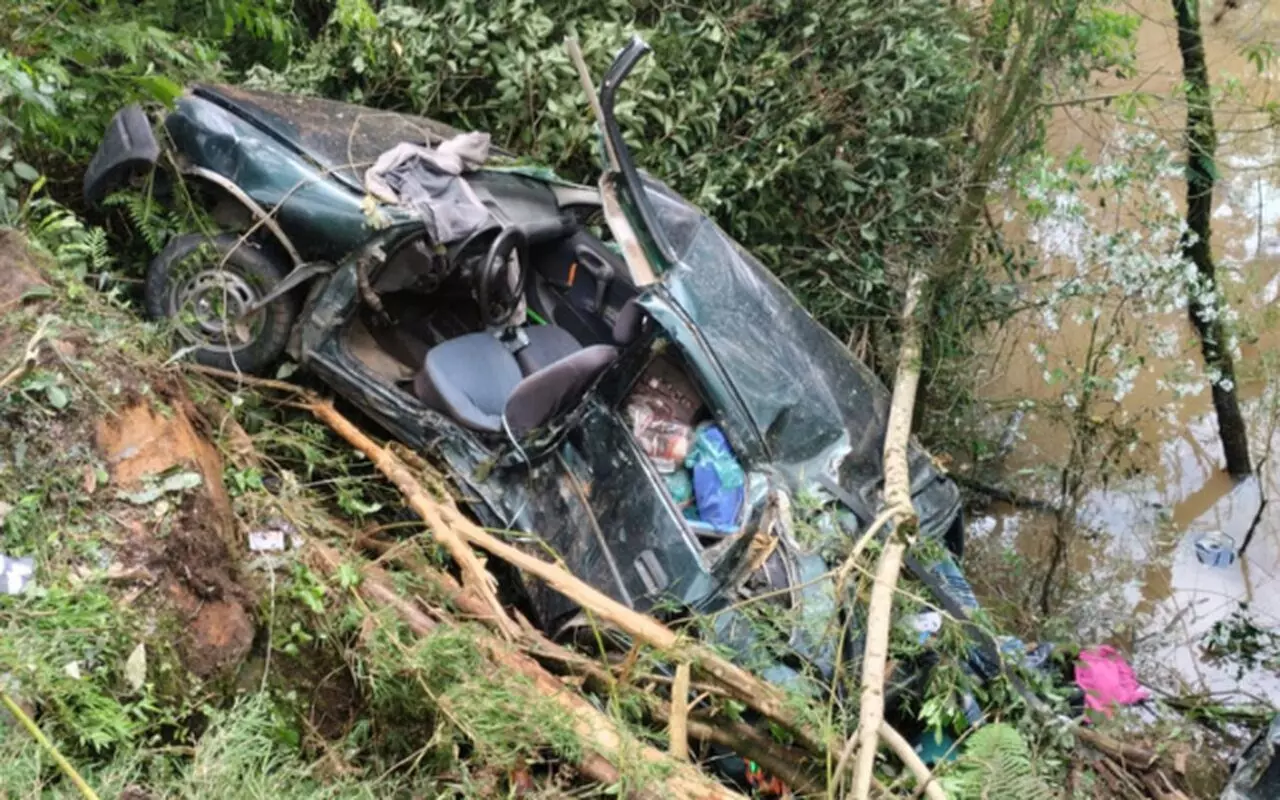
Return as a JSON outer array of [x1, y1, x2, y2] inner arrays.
[[975, 0, 1280, 705]]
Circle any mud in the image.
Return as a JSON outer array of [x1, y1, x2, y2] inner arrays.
[[0, 229, 47, 310], [95, 399, 236, 532]]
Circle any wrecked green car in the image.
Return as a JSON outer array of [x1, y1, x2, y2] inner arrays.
[[85, 37, 1012, 776]]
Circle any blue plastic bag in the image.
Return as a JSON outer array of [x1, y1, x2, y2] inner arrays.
[[685, 423, 745, 532]]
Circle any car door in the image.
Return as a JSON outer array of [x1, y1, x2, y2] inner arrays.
[[515, 397, 717, 629]]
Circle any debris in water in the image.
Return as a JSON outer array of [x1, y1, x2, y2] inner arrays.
[[997, 408, 1026, 457], [1074, 645, 1149, 719], [0, 553, 35, 595], [1195, 530, 1237, 567]]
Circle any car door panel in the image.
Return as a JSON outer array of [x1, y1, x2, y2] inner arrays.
[[517, 399, 716, 628]]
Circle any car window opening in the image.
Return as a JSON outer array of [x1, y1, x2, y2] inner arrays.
[[621, 348, 751, 547]]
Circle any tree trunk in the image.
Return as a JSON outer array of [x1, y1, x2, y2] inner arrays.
[[1173, 0, 1252, 478]]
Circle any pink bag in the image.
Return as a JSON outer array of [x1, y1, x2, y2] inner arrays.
[[1074, 645, 1149, 719]]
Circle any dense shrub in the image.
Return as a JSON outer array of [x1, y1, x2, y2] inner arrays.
[[245, 0, 979, 345]]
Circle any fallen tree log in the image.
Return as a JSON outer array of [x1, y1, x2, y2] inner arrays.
[[358, 534, 829, 797], [301, 397, 828, 757], [307, 540, 745, 800]]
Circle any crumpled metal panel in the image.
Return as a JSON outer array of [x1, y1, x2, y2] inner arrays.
[[1223, 714, 1280, 800], [634, 175, 961, 538], [191, 83, 466, 191], [164, 93, 419, 260]]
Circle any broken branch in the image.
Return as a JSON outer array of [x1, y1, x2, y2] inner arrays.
[[850, 270, 930, 800], [308, 540, 743, 799], [878, 721, 945, 800], [306, 399, 519, 639], [360, 534, 829, 796], [669, 662, 691, 761]]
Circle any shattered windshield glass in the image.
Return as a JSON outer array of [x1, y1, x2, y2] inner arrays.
[[641, 177, 892, 478]]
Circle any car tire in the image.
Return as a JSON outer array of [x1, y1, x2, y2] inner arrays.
[[145, 233, 298, 374]]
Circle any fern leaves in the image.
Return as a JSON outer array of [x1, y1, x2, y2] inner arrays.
[[939, 723, 1058, 800], [104, 189, 180, 254]]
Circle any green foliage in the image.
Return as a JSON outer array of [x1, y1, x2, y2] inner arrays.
[[22, 199, 115, 281], [939, 722, 1057, 799], [103, 189, 185, 256], [358, 615, 583, 770], [0, 0, 261, 170], [169, 694, 385, 799], [1202, 604, 1280, 679], [249, 0, 979, 345]]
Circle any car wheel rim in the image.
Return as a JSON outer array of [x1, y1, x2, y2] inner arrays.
[[169, 267, 263, 351]]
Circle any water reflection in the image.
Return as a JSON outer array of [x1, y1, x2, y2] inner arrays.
[[976, 0, 1280, 704]]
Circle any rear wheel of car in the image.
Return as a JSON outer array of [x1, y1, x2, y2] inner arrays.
[[144, 233, 298, 374]]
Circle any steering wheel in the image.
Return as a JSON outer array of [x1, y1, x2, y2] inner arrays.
[[476, 226, 529, 327]]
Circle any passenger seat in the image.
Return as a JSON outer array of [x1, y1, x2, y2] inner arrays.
[[516, 297, 646, 375], [516, 325, 582, 375]]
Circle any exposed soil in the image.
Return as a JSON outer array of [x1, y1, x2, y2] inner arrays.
[[97, 397, 257, 679], [0, 229, 46, 310]]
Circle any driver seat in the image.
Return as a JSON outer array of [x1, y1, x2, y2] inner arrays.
[[413, 332, 618, 436]]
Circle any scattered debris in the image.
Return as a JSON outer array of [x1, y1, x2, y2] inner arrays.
[[1075, 645, 1150, 719], [1195, 530, 1237, 567], [0, 552, 35, 595], [248, 530, 287, 552], [910, 610, 944, 644], [248, 518, 297, 552]]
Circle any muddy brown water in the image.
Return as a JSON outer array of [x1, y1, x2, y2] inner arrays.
[[976, 0, 1280, 705]]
